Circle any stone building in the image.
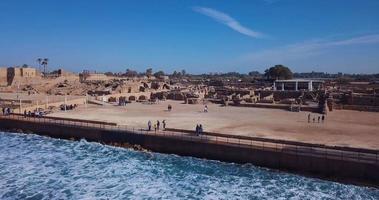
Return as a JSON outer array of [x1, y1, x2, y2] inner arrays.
[[0, 67, 38, 86]]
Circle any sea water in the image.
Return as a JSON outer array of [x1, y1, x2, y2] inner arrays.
[[0, 132, 378, 200]]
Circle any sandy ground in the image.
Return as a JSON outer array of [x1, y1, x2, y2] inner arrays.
[[48, 100, 379, 150]]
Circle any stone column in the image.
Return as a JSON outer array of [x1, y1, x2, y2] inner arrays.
[[281, 83, 284, 91], [309, 81, 313, 91], [295, 81, 298, 91], [273, 81, 276, 91]]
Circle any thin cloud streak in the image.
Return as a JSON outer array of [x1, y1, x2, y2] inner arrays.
[[243, 34, 379, 63], [193, 7, 265, 39]]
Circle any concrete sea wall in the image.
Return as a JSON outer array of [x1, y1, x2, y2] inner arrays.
[[0, 116, 378, 187]]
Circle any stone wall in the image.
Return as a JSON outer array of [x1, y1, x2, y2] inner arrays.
[[273, 91, 302, 101], [0, 68, 7, 86], [79, 73, 109, 82], [349, 95, 379, 106]]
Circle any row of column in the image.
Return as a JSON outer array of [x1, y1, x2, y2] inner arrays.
[[274, 81, 313, 91]]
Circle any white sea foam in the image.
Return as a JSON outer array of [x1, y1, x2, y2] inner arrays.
[[0, 132, 378, 200]]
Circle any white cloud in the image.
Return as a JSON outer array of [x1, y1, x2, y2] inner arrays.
[[193, 7, 265, 39], [242, 34, 379, 63]]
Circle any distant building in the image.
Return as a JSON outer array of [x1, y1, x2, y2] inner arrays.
[[274, 79, 324, 91], [79, 70, 109, 82]]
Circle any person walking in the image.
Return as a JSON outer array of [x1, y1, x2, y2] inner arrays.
[[318, 116, 320, 123], [199, 124, 203, 134], [321, 115, 325, 123], [195, 124, 199, 136], [162, 120, 166, 130], [154, 123, 157, 132], [307, 113, 310, 123], [148, 120, 152, 131], [157, 120, 160, 130]]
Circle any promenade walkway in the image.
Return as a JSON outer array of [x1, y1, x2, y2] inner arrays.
[[1, 113, 378, 166]]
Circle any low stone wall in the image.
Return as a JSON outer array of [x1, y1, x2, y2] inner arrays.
[[18, 97, 86, 113], [340, 105, 379, 112], [273, 91, 302, 101], [229, 103, 320, 113], [333, 103, 379, 112], [349, 95, 379, 106]]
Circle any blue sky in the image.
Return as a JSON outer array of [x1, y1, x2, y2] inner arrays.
[[0, 0, 378, 74]]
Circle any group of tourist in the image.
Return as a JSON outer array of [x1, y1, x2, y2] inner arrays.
[[307, 113, 326, 123], [60, 104, 77, 111], [23, 109, 44, 118], [1, 107, 13, 115], [195, 124, 204, 135], [148, 120, 166, 131]]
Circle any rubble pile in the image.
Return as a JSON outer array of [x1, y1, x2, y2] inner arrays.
[[22, 85, 39, 94]]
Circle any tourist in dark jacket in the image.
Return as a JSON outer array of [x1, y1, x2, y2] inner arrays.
[[162, 120, 166, 130], [199, 124, 203, 134], [148, 120, 152, 131]]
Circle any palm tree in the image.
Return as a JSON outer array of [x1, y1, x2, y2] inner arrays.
[[41, 58, 49, 76], [36, 58, 42, 72]]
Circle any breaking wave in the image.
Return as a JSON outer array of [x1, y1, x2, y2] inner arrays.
[[0, 132, 378, 199]]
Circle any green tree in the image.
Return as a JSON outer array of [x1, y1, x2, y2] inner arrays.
[[264, 65, 293, 80], [145, 68, 153, 76], [125, 69, 138, 77], [36, 58, 42, 71], [104, 72, 114, 76], [154, 70, 165, 77], [41, 58, 49, 75], [248, 71, 261, 77]]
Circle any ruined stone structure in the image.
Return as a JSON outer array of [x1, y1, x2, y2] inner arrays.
[[0, 68, 7, 86], [79, 71, 109, 82], [208, 87, 260, 103], [348, 93, 379, 106], [0, 67, 39, 86]]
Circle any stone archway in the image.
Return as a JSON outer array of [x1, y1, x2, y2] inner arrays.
[[129, 96, 136, 101], [162, 84, 170, 90], [138, 95, 147, 101], [141, 82, 149, 88]]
